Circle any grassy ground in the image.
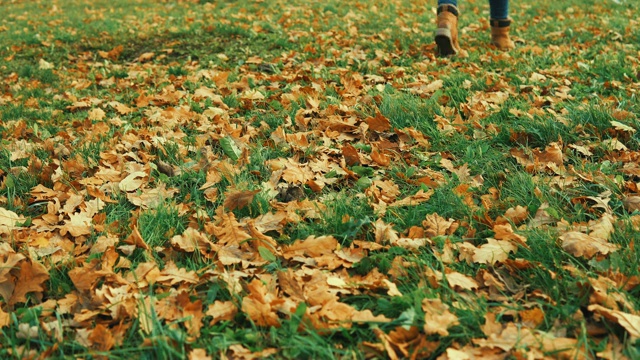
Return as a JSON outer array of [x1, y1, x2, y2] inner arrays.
[[1, 0, 639, 358]]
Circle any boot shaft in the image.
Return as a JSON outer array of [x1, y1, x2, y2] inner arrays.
[[490, 18, 515, 50], [437, 4, 459, 30], [435, 4, 460, 56]]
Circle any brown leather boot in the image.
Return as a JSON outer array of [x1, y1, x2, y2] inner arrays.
[[490, 18, 515, 50], [435, 5, 460, 56]]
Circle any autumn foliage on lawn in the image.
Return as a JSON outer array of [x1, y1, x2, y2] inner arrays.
[[1, 0, 640, 358]]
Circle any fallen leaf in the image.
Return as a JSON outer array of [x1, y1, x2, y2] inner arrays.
[[224, 189, 260, 211], [472, 239, 517, 265], [342, 143, 361, 166], [0, 207, 25, 234], [422, 298, 459, 336], [588, 304, 640, 337], [10, 259, 50, 305], [559, 231, 619, 259], [88, 324, 115, 351], [206, 301, 238, 325]]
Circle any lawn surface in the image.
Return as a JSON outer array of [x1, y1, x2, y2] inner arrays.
[[1, 0, 640, 358]]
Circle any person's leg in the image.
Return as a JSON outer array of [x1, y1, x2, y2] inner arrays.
[[488, 0, 515, 50], [488, 0, 508, 19], [435, 0, 460, 56]]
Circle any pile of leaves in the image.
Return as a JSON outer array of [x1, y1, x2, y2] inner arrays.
[[1, 0, 639, 358]]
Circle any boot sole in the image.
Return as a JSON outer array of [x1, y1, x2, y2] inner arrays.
[[435, 28, 457, 57]]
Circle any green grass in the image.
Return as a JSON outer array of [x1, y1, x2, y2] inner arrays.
[[1, 0, 640, 358]]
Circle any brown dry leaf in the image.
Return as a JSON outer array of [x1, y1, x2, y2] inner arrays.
[[68, 259, 110, 292], [60, 211, 93, 237], [388, 189, 434, 208], [374, 218, 400, 244], [622, 195, 640, 212], [283, 235, 337, 259], [588, 304, 640, 337], [119, 171, 147, 192], [474, 322, 582, 357], [444, 271, 479, 291], [472, 239, 517, 265], [207, 209, 252, 246], [422, 298, 459, 336], [171, 227, 215, 254], [224, 189, 260, 211], [242, 279, 280, 327], [596, 335, 627, 360], [0, 250, 25, 287], [10, 259, 50, 305], [156, 261, 199, 285], [127, 184, 178, 209], [370, 147, 390, 166], [382, 279, 403, 297], [227, 344, 278, 360], [559, 231, 619, 259], [342, 143, 361, 166], [182, 297, 205, 337], [496, 205, 529, 225], [218, 245, 245, 265], [124, 225, 150, 250], [0, 207, 26, 234], [538, 142, 564, 165], [492, 223, 528, 248], [98, 45, 124, 60], [138, 52, 155, 62], [88, 108, 106, 121], [510, 142, 564, 173], [422, 213, 456, 238], [601, 138, 627, 151], [206, 300, 238, 325], [481, 312, 503, 337], [87, 324, 115, 351], [0, 306, 11, 328], [519, 307, 545, 328], [528, 202, 557, 228], [366, 111, 391, 132], [189, 348, 212, 360], [352, 309, 392, 323]]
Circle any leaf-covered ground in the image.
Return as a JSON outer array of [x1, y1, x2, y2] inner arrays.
[[1, 0, 639, 358]]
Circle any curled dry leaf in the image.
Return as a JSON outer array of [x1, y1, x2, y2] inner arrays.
[[587, 305, 640, 338], [559, 215, 618, 259], [242, 279, 280, 327], [206, 301, 238, 325], [389, 189, 434, 208], [492, 223, 528, 248], [560, 232, 615, 259], [127, 184, 178, 209], [87, 324, 115, 351], [10, 259, 50, 305], [119, 171, 147, 192], [342, 143, 361, 166], [0, 207, 25, 234], [422, 298, 459, 336], [496, 205, 529, 225], [473, 323, 582, 358], [510, 142, 564, 173], [622, 195, 640, 212]]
